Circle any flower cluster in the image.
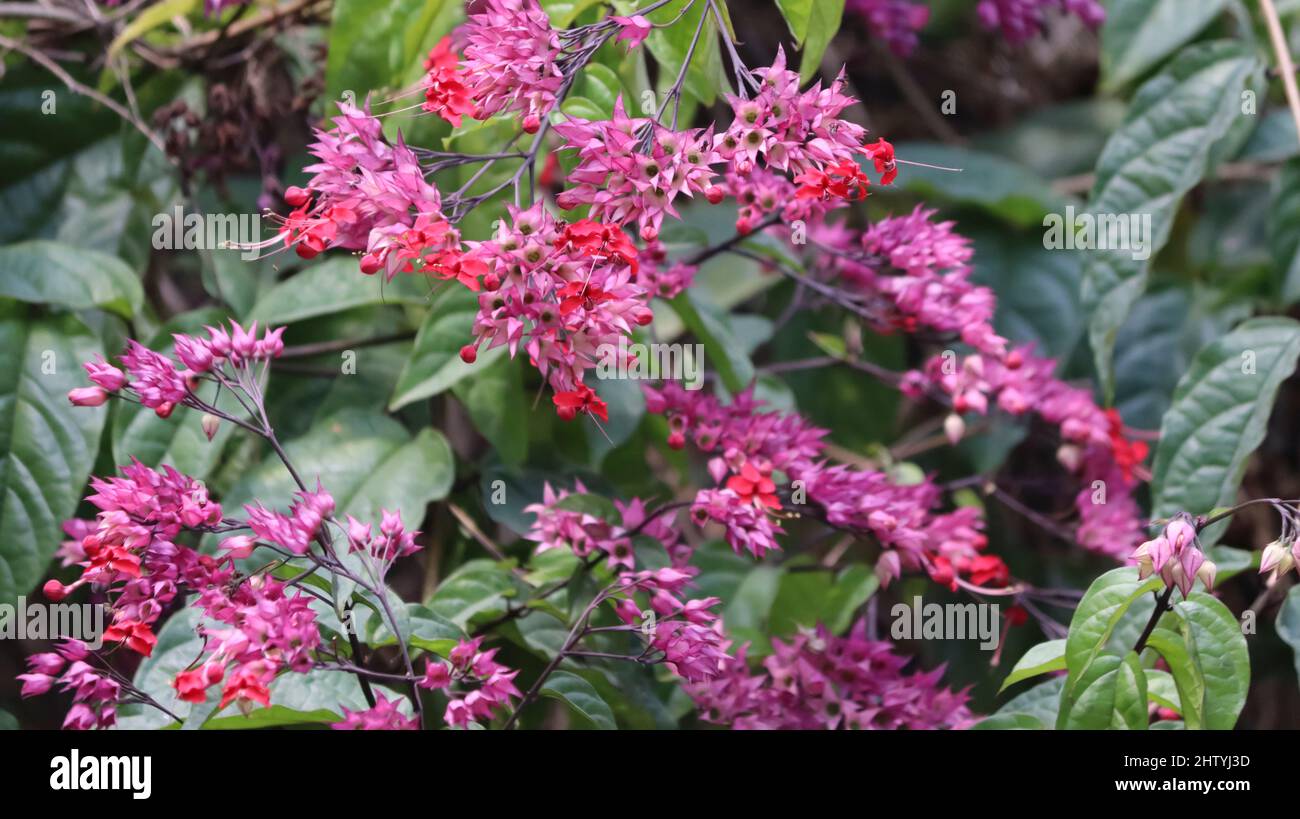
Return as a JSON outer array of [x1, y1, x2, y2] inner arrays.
[[901, 344, 1148, 559], [460, 0, 564, 131], [1133, 518, 1216, 597], [718, 49, 867, 180], [645, 382, 998, 587], [976, 0, 1105, 44], [419, 638, 522, 728], [177, 575, 323, 711], [70, 321, 285, 416], [465, 205, 652, 419], [276, 102, 477, 284], [346, 509, 421, 563], [333, 692, 420, 731], [18, 640, 120, 730], [555, 97, 721, 242], [688, 620, 972, 729], [846, 0, 930, 56], [525, 482, 684, 570], [610, 568, 729, 682], [821, 207, 1005, 356], [243, 485, 335, 556], [50, 461, 228, 658]]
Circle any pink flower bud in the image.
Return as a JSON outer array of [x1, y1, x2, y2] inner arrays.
[[68, 387, 108, 407], [43, 579, 68, 601]]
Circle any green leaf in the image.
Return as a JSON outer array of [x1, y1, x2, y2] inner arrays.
[[427, 559, 519, 629], [0, 240, 142, 318], [775, 0, 846, 81], [1063, 567, 1163, 696], [1145, 668, 1182, 713], [988, 675, 1064, 728], [1099, 0, 1230, 90], [0, 304, 108, 604], [452, 354, 527, 465], [1144, 625, 1206, 729], [391, 286, 505, 410], [967, 226, 1083, 360], [1175, 592, 1249, 729], [0, 708, 17, 730], [108, 0, 199, 58], [541, 0, 606, 27], [1268, 159, 1300, 304], [767, 564, 878, 638], [325, 0, 458, 102], [539, 670, 617, 729], [1081, 42, 1260, 399], [214, 408, 454, 543], [1058, 651, 1148, 729], [1275, 585, 1300, 682], [668, 290, 753, 393], [645, 0, 725, 107], [999, 639, 1067, 693], [248, 257, 433, 325], [359, 601, 465, 656], [1151, 317, 1300, 545]]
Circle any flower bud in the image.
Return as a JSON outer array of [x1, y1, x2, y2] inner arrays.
[[943, 413, 965, 444], [1260, 538, 1295, 579], [43, 579, 68, 601], [1196, 559, 1217, 591], [67, 387, 108, 407], [201, 413, 221, 441], [284, 186, 310, 207], [459, 344, 478, 364], [522, 114, 541, 134]]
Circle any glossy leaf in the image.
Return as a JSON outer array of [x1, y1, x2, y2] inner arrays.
[[1081, 42, 1259, 399], [1151, 318, 1300, 546]]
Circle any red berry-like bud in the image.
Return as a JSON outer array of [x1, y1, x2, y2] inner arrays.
[[1005, 349, 1023, 369], [359, 253, 382, 275], [459, 344, 478, 364], [640, 224, 659, 242], [155, 402, 176, 419], [667, 431, 686, 450], [522, 114, 541, 134], [43, 579, 67, 602], [284, 186, 310, 207], [705, 186, 725, 205], [483, 271, 501, 291]]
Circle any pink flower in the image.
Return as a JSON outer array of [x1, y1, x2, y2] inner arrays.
[[461, 0, 564, 127], [332, 692, 418, 730], [611, 15, 653, 47], [688, 620, 971, 729]]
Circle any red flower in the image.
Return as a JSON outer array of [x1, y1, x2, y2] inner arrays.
[[103, 620, 157, 657], [927, 555, 958, 591], [794, 161, 871, 201], [863, 137, 897, 185], [422, 37, 474, 127], [1104, 408, 1148, 482], [725, 460, 781, 510], [968, 554, 1009, 587], [553, 384, 609, 422], [555, 220, 639, 273]]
